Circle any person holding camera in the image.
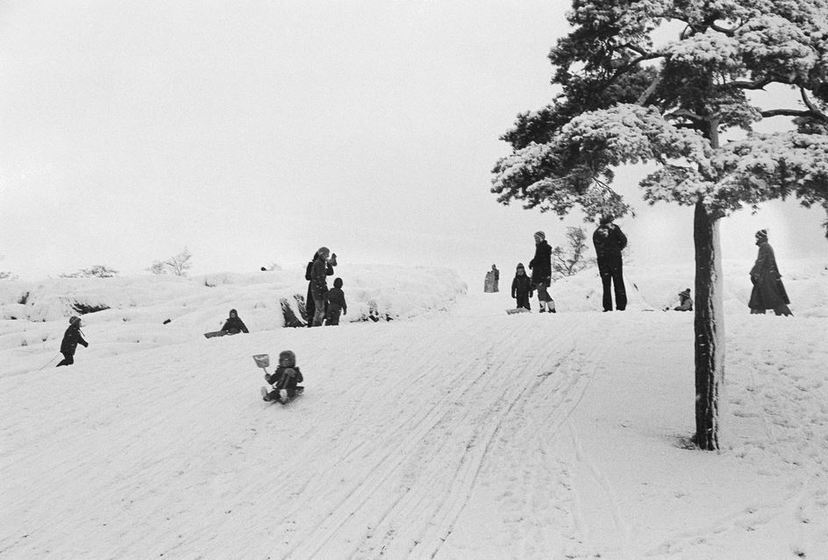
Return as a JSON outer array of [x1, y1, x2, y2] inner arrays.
[[309, 246, 337, 326]]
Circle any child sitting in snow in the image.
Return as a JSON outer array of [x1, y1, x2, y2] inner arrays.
[[511, 263, 533, 311], [325, 277, 347, 326], [674, 288, 693, 311], [221, 308, 249, 334], [261, 350, 304, 403]]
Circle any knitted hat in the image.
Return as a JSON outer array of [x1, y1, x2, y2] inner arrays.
[[755, 229, 768, 242], [317, 246, 330, 258], [278, 350, 296, 367], [534, 231, 545, 242], [679, 288, 690, 297], [516, 262, 525, 271]]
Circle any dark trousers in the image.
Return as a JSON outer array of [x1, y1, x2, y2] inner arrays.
[[515, 293, 531, 310], [56, 352, 74, 367], [598, 255, 627, 311], [326, 305, 342, 326]]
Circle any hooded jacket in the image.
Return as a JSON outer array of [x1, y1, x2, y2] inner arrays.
[[60, 323, 88, 355]]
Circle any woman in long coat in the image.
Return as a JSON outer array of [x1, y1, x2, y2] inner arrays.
[[529, 231, 555, 313], [748, 229, 792, 316]]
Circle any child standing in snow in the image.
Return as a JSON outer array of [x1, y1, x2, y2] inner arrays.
[[56, 316, 88, 367], [325, 277, 347, 326], [261, 350, 304, 403], [511, 263, 533, 311]]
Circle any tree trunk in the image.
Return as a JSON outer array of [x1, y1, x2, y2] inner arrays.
[[693, 201, 725, 450]]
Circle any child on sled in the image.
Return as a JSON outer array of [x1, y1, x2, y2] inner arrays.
[[261, 350, 304, 403]]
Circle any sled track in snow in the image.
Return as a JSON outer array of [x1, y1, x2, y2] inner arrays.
[[275, 314, 599, 560]]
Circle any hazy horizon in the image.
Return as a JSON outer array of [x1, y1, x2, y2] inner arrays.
[[1, 1, 825, 283]]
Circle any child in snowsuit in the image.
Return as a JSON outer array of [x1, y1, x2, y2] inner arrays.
[[221, 309, 249, 334], [57, 316, 88, 367], [325, 277, 347, 326], [674, 288, 693, 311], [511, 263, 533, 311], [261, 350, 304, 403]]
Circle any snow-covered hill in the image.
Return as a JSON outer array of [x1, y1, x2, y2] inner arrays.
[[1, 261, 827, 559]]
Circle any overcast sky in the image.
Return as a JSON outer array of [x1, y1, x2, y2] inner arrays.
[[1, 1, 824, 283]]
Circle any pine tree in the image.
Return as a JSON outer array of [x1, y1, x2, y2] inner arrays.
[[492, 1, 828, 450]]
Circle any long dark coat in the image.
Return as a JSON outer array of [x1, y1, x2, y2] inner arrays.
[[529, 240, 552, 285], [305, 254, 334, 322], [748, 241, 790, 310]]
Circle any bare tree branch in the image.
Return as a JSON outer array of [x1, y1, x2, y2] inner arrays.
[[761, 108, 819, 118], [709, 22, 737, 35], [800, 88, 828, 122], [665, 108, 705, 121], [720, 77, 772, 90], [636, 73, 664, 105]]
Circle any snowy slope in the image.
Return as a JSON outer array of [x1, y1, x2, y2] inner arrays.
[[1, 262, 827, 560]]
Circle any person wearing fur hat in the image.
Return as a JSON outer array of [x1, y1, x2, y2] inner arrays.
[[325, 277, 347, 326], [220, 309, 249, 334], [310, 246, 337, 326], [511, 263, 533, 311], [56, 316, 88, 367], [529, 231, 556, 313], [674, 288, 693, 311], [749, 229, 793, 316], [261, 350, 304, 402], [593, 214, 628, 312]]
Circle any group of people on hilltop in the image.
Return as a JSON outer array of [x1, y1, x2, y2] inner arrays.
[[510, 215, 627, 313], [55, 223, 794, 370], [506, 216, 792, 316]]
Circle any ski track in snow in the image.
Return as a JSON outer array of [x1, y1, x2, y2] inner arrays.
[[2, 293, 827, 559]]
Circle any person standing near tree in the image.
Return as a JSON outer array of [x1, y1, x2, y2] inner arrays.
[[529, 231, 555, 313], [56, 316, 88, 367], [749, 229, 792, 316], [593, 215, 628, 312]]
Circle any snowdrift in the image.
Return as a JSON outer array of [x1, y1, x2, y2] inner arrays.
[[0, 264, 466, 376]]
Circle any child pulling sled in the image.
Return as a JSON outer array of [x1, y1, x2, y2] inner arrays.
[[260, 350, 304, 403]]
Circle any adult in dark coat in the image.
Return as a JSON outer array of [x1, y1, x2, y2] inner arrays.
[[221, 309, 249, 334], [310, 247, 336, 326], [57, 316, 88, 367], [529, 231, 555, 312], [749, 229, 792, 316], [593, 215, 628, 311], [305, 249, 336, 327]]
